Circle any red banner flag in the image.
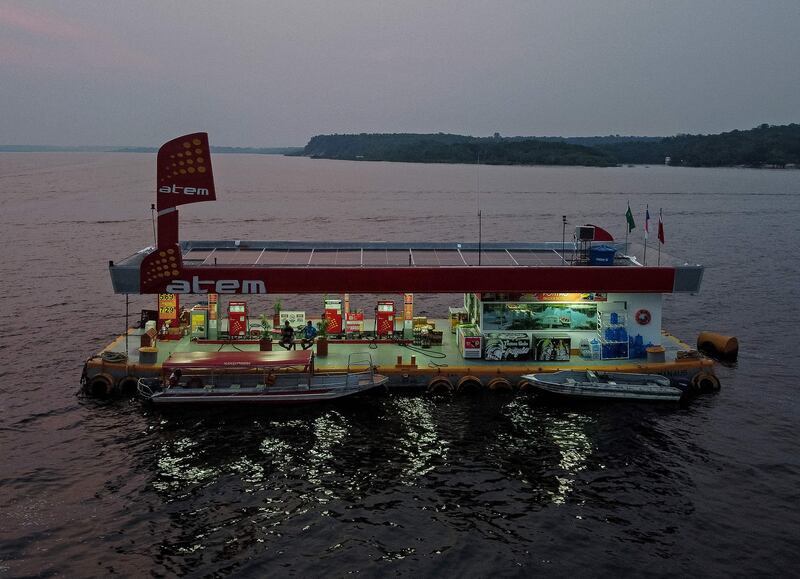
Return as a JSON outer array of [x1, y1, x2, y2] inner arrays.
[[658, 209, 665, 244], [156, 132, 215, 211]]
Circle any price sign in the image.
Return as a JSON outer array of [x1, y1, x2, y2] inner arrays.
[[158, 293, 179, 323], [403, 293, 413, 321], [208, 293, 218, 321]]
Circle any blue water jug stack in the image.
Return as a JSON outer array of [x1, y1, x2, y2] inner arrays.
[[589, 245, 616, 266], [628, 334, 649, 358], [604, 326, 628, 342]]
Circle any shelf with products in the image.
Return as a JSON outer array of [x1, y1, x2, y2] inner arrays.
[[597, 311, 629, 359]]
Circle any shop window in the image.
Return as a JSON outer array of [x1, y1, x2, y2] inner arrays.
[[482, 302, 597, 331]]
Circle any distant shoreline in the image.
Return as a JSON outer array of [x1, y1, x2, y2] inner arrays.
[[300, 124, 800, 169], [4, 122, 799, 169], [0, 145, 303, 155], [2, 149, 797, 170]]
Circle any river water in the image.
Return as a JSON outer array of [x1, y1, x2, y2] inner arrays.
[[1, 154, 799, 576]]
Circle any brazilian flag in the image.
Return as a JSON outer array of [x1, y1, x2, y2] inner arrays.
[[625, 203, 636, 232]]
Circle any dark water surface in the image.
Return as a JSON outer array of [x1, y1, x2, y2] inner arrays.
[[1, 154, 799, 577]]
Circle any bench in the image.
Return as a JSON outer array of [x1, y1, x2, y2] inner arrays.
[[274, 338, 314, 350]]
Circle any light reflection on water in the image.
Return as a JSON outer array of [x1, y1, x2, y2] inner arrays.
[[387, 397, 449, 482], [549, 417, 594, 505], [153, 436, 220, 495], [495, 398, 596, 505], [307, 412, 351, 489]]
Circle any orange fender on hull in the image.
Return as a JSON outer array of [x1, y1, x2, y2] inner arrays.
[[456, 375, 483, 393], [88, 373, 114, 397], [487, 377, 513, 392], [697, 331, 738, 361], [428, 377, 454, 395]]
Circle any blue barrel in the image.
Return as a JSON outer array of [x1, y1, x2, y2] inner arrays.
[[589, 245, 616, 266]]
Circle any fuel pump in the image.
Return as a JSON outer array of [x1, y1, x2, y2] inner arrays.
[[324, 298, 343, 335], [228, 301, 249, 338], [375, 300, 395, 337]]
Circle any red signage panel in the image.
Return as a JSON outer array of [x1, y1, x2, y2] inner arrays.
[[139, 262, 677, 295], [156, 132, 215, 211]]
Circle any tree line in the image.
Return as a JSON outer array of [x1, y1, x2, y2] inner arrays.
[[301, 124, 800, 168]]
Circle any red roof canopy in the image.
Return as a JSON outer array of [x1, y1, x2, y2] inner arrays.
[[163, 350, 312, 370], [586, 224, 614, 242]]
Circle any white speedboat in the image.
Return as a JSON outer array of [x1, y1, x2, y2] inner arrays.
[[522, 370, 684, 402], [137, 350, 387, 406]]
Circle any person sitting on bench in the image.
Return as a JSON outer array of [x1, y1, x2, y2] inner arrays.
[[300, 320, 318, 350], [279, 320, 296, 350]]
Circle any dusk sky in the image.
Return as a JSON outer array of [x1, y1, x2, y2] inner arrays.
[[2, 0, 798, 146]]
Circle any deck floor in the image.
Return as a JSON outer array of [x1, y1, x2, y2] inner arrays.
[[105, 319, 697, 376]]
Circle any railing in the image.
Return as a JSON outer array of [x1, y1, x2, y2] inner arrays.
[[347, 352, 375, 384], [137, 377, 161, 399]]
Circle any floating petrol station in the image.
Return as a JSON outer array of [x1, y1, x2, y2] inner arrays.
[[83, 133, 723, 401]]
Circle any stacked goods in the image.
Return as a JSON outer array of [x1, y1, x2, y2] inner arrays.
[[412, 325, 443, 346], [140, 328, 158, 348]]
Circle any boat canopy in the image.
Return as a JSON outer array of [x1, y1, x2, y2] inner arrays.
[[162, 350, 313, 371]]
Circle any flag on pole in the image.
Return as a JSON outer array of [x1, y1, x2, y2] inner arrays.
[[625, 203, 636, 232], [644, 205, 650, 239], [658, 209, 665, 244]]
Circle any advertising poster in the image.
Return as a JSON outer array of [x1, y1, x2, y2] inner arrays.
[[530, 293, 607, 302], [534, 337, 571, 361], [483, 332, 531, 361], [346, 312, 365, 333], [280, 311, 306, 328]]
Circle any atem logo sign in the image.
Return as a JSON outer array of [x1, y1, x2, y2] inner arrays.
[[159, 184, 210, 196], [166, 276, 267, 294]]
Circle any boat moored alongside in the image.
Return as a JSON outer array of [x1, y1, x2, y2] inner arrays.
[[521, 369, 685, 402], [137, 350, 387, 406]]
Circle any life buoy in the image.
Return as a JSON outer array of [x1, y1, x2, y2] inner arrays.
[[635, 309, 652, 325]]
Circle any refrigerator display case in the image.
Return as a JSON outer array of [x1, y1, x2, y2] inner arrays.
[[456, 324, 483, 359]]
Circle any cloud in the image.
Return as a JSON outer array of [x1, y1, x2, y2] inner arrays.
[[0, 3, 87, 41], [0, 2, 156, 72]]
